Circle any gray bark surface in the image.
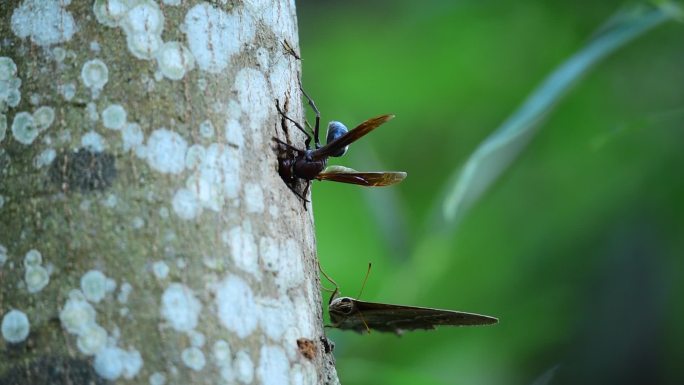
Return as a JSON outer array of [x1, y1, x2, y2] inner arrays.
[[0, 1, 338, 384]]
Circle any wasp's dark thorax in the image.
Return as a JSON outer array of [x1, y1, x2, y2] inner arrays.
[[293, 151, 327, 180]]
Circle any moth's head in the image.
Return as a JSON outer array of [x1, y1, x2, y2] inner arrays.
[[329, 296, 355, 315]]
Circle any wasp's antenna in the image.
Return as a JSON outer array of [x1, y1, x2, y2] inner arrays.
[[318, 261, 340, 305], [356, 262, 372, 300]]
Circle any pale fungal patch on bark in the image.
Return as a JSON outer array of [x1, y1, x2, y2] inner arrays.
[[121, 122, 144, 152], [224, 117, 244, 148], [244, 183, 265, 213], [185, 144, 206, 170], [23, 248, 51, 293], [0, 244, 8, 267], [224, 226, 260, 279], [146, 128, 188, 174], [234, 349, 255, 383], [257, 296, 295, 341], [32, 106, 55, 131], [93, 346, 144, 380], [10, 0, 77, 46], [234, 68, 271, 146], [34, 148, 57, 168], [81, 270, 108, 303], [184, 3, 256, 74], [160, 283, 201, 332], [176, 143, 241, 219], [181, 347, 206, 371], [152, 261, 170, 280], [149, 372, 166, 385], [0, 56, 22, 115], [198, 119, 215, 139], [1, 309, 30, 343], [157, 41, 195, 80], [76, 324, 108, 355], [172, 188, 202, 220], [215, 274, 258, 338], [81, 130, 106, 152], [188, 330, 205, 347], [11, 111, 39, 145], [102, 104, 127, 130], [257, 345, 290, 385], [81, 59, 109, 97]]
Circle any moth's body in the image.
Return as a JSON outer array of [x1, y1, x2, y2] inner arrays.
[[329, 296, 499, 335]]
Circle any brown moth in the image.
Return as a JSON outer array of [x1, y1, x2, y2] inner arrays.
[[321, 263, 498, 335]]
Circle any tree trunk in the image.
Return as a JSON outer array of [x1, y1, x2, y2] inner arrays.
[[0, 1, 338, 384]]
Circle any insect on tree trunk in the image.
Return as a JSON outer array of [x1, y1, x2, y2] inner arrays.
[[0, 1, 338, 384]]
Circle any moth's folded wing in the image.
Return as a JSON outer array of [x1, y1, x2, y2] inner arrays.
[[315, 166, 407, 186]]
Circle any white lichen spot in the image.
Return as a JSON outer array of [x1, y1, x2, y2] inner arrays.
[[81, 270, 108, 303], [158, 206, 169, 218], [11, 0, 76, 46], [60, 291, 97, 334], [94, 346, 143, 381], [257, 345, 289, 385], [213, 339, 231, 363], [181, 347, 206, 371], [58, 83, 76, 101], [215, 275, 257, 338], [32, 106, 54, 131], [257, 296, 294, 341], [121, 348, 144, 379], [94, 347, 123, 380], [198, 119, 214, 139], [0, 114, 7, 143], [188, 330, 205, 348], [162, 0, 181, 5], [131, 216, 145, 229], [122, 1, 164, 60], [157, 41, 195, 80], [196, 77, 207, 91], [224, 118, 244, 148], [256, 47, 270, 69], [1, 309, 30, 343], [184, 3, 255, 73], [29, 93, 40, 105], [185, 144, 205, 170], [225, 226, 259, 279], [81, 130, 106, 152], [93, 0, 128, 27], [121, 122, 144, 152], [0, 244, 7, 267], [244, 183, 264, 213], [11, 112, 39, 145], [0, 57, 21, 111], [290, 363, 316, 385], [102, 104, 127, 130], [152, 261, 169, 279], [234, 350, 254, 384], [102, 193, 118, 208], [118, 282, 133, 303], [23, 249, 42, 266], [106, 277, 117, 292], [90, 41, 101, 52], [76, 324, 107, 355], [25, 265, 50, 293], [235, 68, 270, 145], [146, 128, 187, 174], [34, 147, 56, 168], [52, 46, 66, 62], [172, 188, 202, 220], [81, 59, 109, 95], [86, 102, 99, 121], [149, 372, 166, 385], [161, 283, 201, 332]]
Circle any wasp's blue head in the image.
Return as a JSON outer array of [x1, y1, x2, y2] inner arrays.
[[326, 121, 349, 157]]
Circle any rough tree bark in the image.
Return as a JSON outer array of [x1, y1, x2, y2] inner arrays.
[[0, 1, 338, 384]]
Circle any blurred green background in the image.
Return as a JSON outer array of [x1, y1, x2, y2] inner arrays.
[[297, 1, 684, 384]]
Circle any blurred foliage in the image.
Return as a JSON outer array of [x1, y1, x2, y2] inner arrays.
[[297, 1, 684, 384]]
